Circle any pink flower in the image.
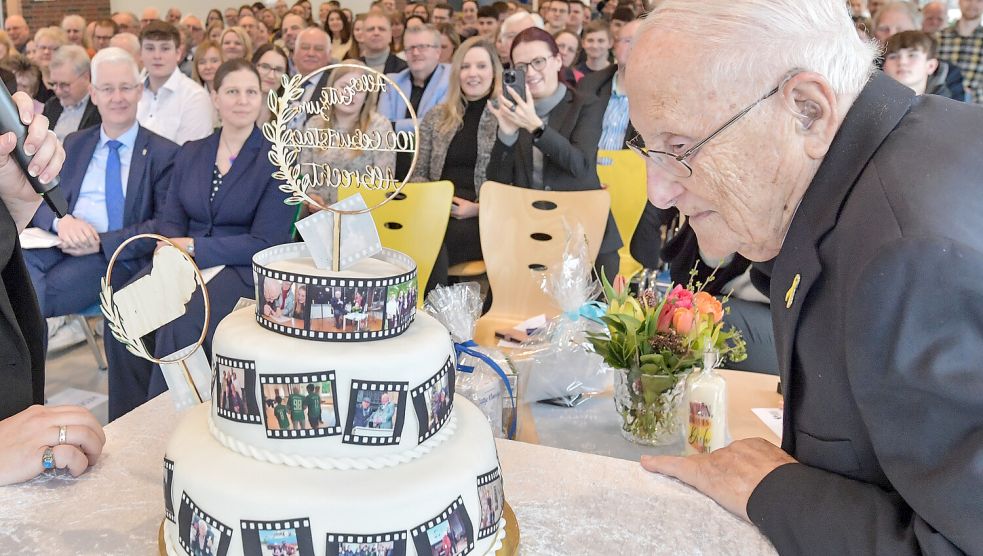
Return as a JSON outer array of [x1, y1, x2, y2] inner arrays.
[[657, 285, 695, 332], [666, 285, 694, 309], [613, 275, 628, 296]]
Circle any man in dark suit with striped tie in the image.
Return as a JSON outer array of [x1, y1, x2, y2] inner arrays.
[[25, 47, 178, 332]]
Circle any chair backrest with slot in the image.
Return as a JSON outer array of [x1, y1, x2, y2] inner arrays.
[[477, 181, 611, 321]]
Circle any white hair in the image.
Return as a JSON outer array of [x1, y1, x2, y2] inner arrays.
[[61, 14, 86, 28], [91, 46, 141, 84], [639, 0, 879, 97], [49, 45, 90, 75], [500, 11, 542, 40]]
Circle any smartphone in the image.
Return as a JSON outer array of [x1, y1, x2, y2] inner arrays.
[[502, 68, 526, 102]]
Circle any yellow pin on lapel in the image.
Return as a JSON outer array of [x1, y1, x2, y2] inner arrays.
[[785, 274, 801, 309]]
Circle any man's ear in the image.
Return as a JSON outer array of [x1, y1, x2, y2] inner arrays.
[[927, 57, 940, 75], [779, 71, 839, 160]]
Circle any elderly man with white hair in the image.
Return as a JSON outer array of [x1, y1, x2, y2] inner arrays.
[[26, 47, 179, 351], [629, 0, 983, 553], [43, 45, 100, 141], [60, 15, 87, 48]]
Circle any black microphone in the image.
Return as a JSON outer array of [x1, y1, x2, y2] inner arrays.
[[0, 80, 67, 217]]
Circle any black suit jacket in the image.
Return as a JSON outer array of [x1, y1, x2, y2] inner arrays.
[[32, 125, 180, 263], [0, 200, 44, 420], [486, 86, 622, 254], [575, 64, 635, 148], [745, 72, 983, 554], [42, 96, 102, 135]]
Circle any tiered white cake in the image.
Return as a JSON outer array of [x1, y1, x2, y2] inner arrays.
[[163, 245, 507, 556]]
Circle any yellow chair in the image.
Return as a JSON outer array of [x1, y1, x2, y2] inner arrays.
[[597, 149, 648, 278], [474, 181, 611, 347], [339, 181, 454, 306]]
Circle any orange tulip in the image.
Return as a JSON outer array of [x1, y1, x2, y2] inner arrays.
[[693, 291, 724, 323], [672, 307, 695, 335]]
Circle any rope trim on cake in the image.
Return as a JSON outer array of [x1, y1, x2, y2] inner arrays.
[[207, 411, 457, 470]]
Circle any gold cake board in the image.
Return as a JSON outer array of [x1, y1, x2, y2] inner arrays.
[[159, 501, 520, 555]]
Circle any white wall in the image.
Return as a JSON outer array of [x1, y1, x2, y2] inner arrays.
[[110, 0, 373, 21]]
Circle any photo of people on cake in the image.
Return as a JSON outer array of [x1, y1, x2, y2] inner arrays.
[[384, 278, 417, 330], [350, 389, 400, 437], [262, 380, 337, 432], [214, 363, 260, 421], [259, 276, 299, 325], [424, 508, 470, 556], [331, 538, 402, 556], [188, 514, 221, 556], [424, 373, 451, 429], [304, 285, 387, 334], [479, 475, 504, 529], [257, 526, 299, 556]]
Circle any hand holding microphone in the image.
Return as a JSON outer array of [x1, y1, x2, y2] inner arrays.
[[0, 84, 67, 227]]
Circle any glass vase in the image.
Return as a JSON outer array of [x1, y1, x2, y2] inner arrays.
[[613, 366, 688, 446]]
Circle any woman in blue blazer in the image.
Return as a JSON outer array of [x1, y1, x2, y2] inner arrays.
[[106, 59, 295, 420]]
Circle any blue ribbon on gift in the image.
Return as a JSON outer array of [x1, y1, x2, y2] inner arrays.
[[562, 300, 607, 324], [455, 340, 517, 439]]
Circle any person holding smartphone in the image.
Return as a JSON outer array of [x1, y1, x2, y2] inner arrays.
[[411, 37, 502, 288], [486, 26, 621, 282]]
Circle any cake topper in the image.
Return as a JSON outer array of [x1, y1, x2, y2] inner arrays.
[[263, 63, 420, 271], [101, 234, 212, 407]]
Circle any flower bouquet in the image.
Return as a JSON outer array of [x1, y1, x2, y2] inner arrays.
[[588, 273, 746, 446]]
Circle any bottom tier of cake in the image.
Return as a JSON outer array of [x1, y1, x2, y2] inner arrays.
[[163, 399, 506, 556]]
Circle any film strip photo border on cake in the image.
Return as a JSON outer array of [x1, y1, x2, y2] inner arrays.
[[163, 458, 175, 523], [213, 356, 263, 424], [252, 244, 417, 342], [178, 492, 233, 556], [343, 379, 409, 446], [325, 530, 408, 556], [259, 372, 342, 439], [410, 356, 456, 443], [476, 467, 505, 539], [411, 496, 475, 555], [240, 518, 316, 556]]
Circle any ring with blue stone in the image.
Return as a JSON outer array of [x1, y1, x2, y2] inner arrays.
[[41, 447, 55, 470]]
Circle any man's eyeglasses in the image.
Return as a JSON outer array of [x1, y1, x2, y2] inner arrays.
[[404, 44, 439, 53], [627, 74, 795, 178], [513, 56, 550, 73], [50, 74, 86, 90], [93, 83, 142, 95]]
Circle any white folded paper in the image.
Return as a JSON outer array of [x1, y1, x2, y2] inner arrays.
[[295, 193, 382, 270], [19, 227, 61, 249]]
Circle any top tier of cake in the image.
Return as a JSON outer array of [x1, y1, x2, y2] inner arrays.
[[252, 243, 418, 343]]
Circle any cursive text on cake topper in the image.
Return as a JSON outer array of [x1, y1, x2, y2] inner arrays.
[[263, 63, 420, 216]]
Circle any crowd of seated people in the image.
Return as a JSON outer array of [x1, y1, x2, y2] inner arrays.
[[7, 0, 982, 425]]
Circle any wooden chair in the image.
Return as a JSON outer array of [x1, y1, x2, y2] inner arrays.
[[596, 149, 648, 278], [339, 181, 454, 306], [474, 181, 611, 347]]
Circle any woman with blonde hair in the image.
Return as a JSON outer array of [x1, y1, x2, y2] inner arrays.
[[411, 37, 502, 285], [192, 39, 224, 92], [220, 26, 253, 60], [32, 27, 66, 102], [303, 60, 396, 208]]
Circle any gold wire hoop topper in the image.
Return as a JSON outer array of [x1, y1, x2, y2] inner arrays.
[[100, 233, 211, 366], [263, 63, 421, 215]]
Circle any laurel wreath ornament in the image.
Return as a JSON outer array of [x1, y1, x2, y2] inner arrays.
[[100, 277, 153, 360], [262, 73, 310, 206]]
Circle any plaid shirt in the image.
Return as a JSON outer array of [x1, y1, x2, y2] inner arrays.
[[937, 24, 983, 103]]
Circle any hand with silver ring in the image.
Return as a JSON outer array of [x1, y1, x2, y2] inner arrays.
[[0, 405, 106, 485]]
